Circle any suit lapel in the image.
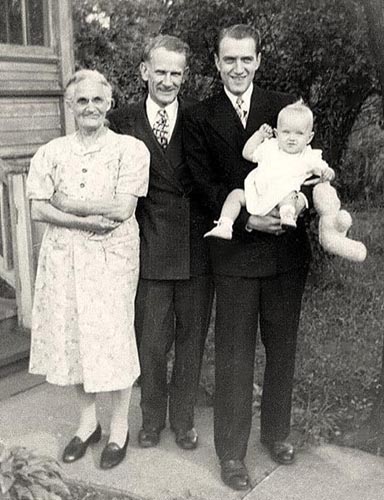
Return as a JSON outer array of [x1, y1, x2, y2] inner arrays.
[[245, 86, 271, 135], [208, 91, 247, 153], [134, 100, 183, 193]]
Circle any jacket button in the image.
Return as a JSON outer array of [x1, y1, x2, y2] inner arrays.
[[80, 183, 85, 188]]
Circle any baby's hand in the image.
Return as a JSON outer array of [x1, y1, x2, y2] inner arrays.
[[321, 167, 336, 182], [258, 123, 273, 140]]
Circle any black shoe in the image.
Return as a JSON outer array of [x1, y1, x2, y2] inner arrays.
[[220, 459, 250, 491], [138, 427, 161, 448], [173, 427, 198, 450], [261, 439, 296, 465], [100, 432, 129, 469], [62, 424, 102, 463]]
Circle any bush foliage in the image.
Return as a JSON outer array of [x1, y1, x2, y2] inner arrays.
[[0, 442, 70, 500]]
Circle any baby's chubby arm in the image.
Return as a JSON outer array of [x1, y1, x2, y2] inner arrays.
[[305, 159, 335, 185], [242, 123, 273, 162]]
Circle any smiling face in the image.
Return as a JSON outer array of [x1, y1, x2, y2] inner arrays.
[[71, 79, 111, 132], [215, 36, 261, 96], [275, 113, 314, 155], [140, 47, 187, 108]]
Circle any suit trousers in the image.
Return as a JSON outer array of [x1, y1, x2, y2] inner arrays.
[[213, 266, 308, 461], [135, 275, 214, 432]]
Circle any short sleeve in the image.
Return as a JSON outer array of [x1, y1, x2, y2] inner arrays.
[[116, 136, 150, 197], [26, 143, 56, 200], [250, 138, 273, 164]]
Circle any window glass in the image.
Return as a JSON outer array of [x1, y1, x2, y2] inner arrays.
[[27, 0, 46, 46], [0, 0, 48, 46], [1, 0, 23, 45]]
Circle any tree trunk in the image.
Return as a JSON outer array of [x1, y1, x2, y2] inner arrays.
[[361, 0, 384, 120]]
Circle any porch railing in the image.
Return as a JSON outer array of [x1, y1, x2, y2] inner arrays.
[[0, 158, 34, 329]]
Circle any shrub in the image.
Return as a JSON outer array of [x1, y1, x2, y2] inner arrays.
[[0, 442, 70, 500]]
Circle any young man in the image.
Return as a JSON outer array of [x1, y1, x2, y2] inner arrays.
[[184, 25, 311, 490], [108, 35, 213, 451]]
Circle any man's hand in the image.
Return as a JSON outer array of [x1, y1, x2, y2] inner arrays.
[[246, 208, 285, 236], [81, 215, 119, 234]]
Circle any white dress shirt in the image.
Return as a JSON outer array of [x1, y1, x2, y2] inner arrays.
[[224, 83, 253, 121], [146, 96, 179, 141]]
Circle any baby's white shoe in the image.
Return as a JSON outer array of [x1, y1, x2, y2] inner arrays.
[[204, 218, 233, 240]]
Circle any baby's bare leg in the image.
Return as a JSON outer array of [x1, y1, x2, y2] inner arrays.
[[220, 189, 246, 221], [278, 191, 299, 230], [204, 189, 246, 240]]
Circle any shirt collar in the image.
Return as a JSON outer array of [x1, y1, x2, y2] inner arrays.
[[146, 95, 179, 126], [224, 83, 253, 113]]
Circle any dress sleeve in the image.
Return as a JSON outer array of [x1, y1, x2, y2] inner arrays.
[[250, 139, 270, 164], [26, 143, 56, 200], [116, 137, 150, 197]]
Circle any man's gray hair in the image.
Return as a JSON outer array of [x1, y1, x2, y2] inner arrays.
[[142, 34, 190, 63]]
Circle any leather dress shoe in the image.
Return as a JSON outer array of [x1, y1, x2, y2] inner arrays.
[[220, 459, 250, 491], [174, 427, 198, 450], [62, 424, 102, 463], [262, 439, 296, 465], [138, 427, 161, 448], [100, 432, 129, 469]]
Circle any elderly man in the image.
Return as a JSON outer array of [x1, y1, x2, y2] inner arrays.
[[184, 24, 311, 490], [108, 35, 213, 451]]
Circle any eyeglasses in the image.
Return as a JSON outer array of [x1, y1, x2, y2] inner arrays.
[[74, 96, 107, 108]]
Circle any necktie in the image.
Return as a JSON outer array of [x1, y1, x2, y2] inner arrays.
[[152, 109, 169, 149], [235, 96, 247, 128]]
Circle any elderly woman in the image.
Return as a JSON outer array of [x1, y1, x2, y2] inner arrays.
[[27, 69, 150, 469]]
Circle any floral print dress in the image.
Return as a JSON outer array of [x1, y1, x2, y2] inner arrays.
[[26, 129, 150, 392]]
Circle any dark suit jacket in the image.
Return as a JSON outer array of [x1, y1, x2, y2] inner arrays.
[[108, 98, 211, 280], [183, 85, 312, 278]]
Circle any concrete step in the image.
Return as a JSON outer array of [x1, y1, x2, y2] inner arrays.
[[0, 297, 17, 321], [0, 317, 30, 369]]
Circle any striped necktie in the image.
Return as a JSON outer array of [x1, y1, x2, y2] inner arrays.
[[152, 109, 169, 149], [235, 96, 247, 128]]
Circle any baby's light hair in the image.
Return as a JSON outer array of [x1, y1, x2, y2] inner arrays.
[[65, 69, 113, 104], [277, 99, 314, 131]]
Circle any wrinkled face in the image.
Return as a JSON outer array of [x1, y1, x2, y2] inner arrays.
[[215, 36, 261, 96], [275, 114, 314, 154], [71, 79, 111, 132], [140, 47, 187, 107]]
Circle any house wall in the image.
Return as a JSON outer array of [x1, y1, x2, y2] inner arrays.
[[0, 0, 74, 328], [0, 0, 74, 163]]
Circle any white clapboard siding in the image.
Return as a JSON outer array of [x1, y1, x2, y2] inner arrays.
[[0, 59, 60, 92], [0, 97, 62, 158]]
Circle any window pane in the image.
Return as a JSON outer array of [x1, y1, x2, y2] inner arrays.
[[27, 0, 47, 46], [1, 0, 23, 45]]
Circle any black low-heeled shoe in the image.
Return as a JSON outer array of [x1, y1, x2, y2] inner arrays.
[[220, 459, 250, 491], [100, 432, 129, 470], [62, 424, 102, 463], [261, 439, 296, 465], [173, 427, 198, 450]]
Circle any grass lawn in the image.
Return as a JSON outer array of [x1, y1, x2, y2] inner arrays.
[[200, 206, 384, 447]]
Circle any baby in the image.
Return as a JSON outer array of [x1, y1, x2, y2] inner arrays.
[[204, 101, 335, 239]]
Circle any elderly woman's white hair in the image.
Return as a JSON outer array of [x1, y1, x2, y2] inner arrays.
[[65, 69, 113, 104]]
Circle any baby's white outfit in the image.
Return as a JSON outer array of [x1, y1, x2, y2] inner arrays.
[[244, 138, 326, 215]]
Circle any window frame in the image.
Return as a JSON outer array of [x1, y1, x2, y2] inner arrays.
[[0, 0, 54, 58]]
